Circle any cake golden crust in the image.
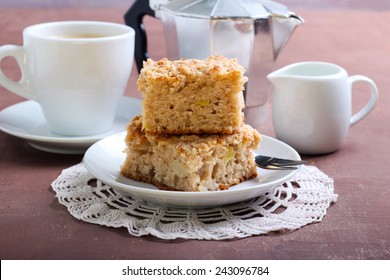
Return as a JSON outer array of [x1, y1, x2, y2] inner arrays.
[[120, 116, 261, 192], [138, 55, 247, 135]]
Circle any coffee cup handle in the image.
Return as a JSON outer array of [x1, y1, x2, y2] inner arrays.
[[349, 75, 379, 127], [0, 45, 36, 101]]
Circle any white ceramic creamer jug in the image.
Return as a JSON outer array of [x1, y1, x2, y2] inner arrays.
[[268, 61, 379, 155]]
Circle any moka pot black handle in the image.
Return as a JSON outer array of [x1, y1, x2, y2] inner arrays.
[[124, 0, 155, 72]]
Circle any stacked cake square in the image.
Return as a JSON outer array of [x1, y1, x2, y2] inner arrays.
[[120, 56, 261, 192]]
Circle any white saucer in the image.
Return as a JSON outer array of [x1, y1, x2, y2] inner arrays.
[[84, 132, 301, 208], [0, 97, 142, 154]]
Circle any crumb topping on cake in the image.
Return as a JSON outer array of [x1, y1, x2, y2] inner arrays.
[[139, 55, 247, 94]]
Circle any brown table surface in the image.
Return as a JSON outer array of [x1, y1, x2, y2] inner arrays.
[[1, 7, 390, 260]]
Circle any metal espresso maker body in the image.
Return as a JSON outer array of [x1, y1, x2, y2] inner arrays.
[[125, 0, 303, 130]]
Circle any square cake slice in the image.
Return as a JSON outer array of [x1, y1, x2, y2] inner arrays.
[[120, 116, 262, 192], [138, 55, 247, 135]]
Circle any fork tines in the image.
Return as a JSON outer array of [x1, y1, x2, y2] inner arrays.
[[255, 155, 307, 170]]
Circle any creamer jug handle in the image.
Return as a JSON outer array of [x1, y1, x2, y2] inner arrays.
[[349, 75, 379, 127], [124, 0, 155, 72]]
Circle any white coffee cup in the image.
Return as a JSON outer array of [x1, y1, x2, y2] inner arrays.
[[0, 21, 135, 136], [268, 61, 379, 155]]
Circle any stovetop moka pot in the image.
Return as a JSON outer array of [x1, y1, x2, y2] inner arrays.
[[125, 0, 303, 129]]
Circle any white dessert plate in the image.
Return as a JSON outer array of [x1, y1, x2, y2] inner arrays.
[[0, 97, 142, 154], [84, 131, 301, 208]]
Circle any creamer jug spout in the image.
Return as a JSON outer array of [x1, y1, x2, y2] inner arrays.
[[267, 65, 296, 87]]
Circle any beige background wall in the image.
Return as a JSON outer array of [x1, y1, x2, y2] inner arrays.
[[0, 0, 389, 10]]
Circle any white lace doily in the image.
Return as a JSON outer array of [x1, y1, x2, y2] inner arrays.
[[51, 163, 337, 240]]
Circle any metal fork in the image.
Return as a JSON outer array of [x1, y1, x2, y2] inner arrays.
[[255, 155, 307, 170]]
